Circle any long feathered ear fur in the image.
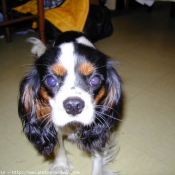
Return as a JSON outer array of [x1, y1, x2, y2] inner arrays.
[[18, 39, 57, 155], [18, 67, 57, 155], [78, 60, 122, 152]]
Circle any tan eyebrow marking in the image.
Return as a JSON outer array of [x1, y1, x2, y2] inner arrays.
[[78, 62, 96, 76], [51, 63, 67, 76]]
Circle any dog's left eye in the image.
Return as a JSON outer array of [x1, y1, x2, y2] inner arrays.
[[89, 76, 101, 87], [45, 76, 58, 88]]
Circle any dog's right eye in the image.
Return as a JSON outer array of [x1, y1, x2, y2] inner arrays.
[[89, 75, 101, 87], [45, 76, 58, 88]]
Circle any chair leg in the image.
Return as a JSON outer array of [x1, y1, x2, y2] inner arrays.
[[37, 0, 45, 44], [2, 0, 11, 42]]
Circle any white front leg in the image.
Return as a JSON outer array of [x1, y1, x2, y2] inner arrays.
[[91, 134, 119, 175], [92, 152, 103, 175], [50, 129, 73, 174]]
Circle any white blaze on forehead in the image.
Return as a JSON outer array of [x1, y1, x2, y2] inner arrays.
[[59, 43, 76, 89], [59, 42, 75, 71]]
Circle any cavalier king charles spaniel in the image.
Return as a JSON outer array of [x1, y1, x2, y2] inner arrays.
[[18, 31, 122, 175]]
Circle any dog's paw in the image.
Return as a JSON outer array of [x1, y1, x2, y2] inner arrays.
[[50, 157, 73, 175]]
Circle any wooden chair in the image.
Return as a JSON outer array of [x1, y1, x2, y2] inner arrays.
[[0, 0, 45, 43]]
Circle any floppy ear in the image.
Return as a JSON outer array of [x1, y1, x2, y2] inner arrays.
[[18, 67, 57, 155], [77, 60, 122, 152], [105, 60, 122, 108]]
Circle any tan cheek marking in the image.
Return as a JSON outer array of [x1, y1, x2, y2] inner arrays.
[[51, 63, 67, 76], [36, 101, 51, 119], [40, 86, 49, 101], [78, 62, 95, 76], [22, 86, 51, 120], [95, 86, 106, 103], [36, 86, 51, 119]]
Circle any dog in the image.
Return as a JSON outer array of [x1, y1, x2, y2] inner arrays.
[[18, 31, 122, 175]]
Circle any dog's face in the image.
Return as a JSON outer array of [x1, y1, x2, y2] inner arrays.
[[18, 31, 122, 154], [48, 42, 100, 127]]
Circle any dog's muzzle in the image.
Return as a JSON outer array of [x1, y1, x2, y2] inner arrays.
[[63, 97, 85, 116]]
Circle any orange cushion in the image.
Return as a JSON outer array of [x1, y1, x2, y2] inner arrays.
[[13, 0, 89, 32]]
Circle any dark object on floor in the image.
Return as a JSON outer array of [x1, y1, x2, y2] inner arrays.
[[45, 4, 113, 43], [170, 2, 175, 17], [116, 0, 125, 10], [83, 4, 113, 42]]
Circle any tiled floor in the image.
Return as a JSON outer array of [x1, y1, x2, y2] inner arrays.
[[0, 2, 175, 175]]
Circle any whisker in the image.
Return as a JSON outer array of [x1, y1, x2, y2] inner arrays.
[[95, 111, 110, 130], [95, 65, 107, 70], [97, 111, 122, 122], [21, 63, 50, 67], [96, 104, 121, 115]]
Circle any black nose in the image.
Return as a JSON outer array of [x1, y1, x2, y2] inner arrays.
[[63, 97, 85, 116]]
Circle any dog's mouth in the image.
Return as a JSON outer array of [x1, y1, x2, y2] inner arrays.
[[67, 121, 82, 129], [49, 87, 95, 127]]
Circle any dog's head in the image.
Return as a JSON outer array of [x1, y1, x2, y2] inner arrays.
[[18, 31, 122, 154]]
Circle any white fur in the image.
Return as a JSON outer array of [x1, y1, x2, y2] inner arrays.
[[91, 134, 119, 175], [50, 129, 73, 174], [76, 36, 95, 48], [49, 43, 95, 127], [27, 37, 46, 57], [50, 131, 119, 175]]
